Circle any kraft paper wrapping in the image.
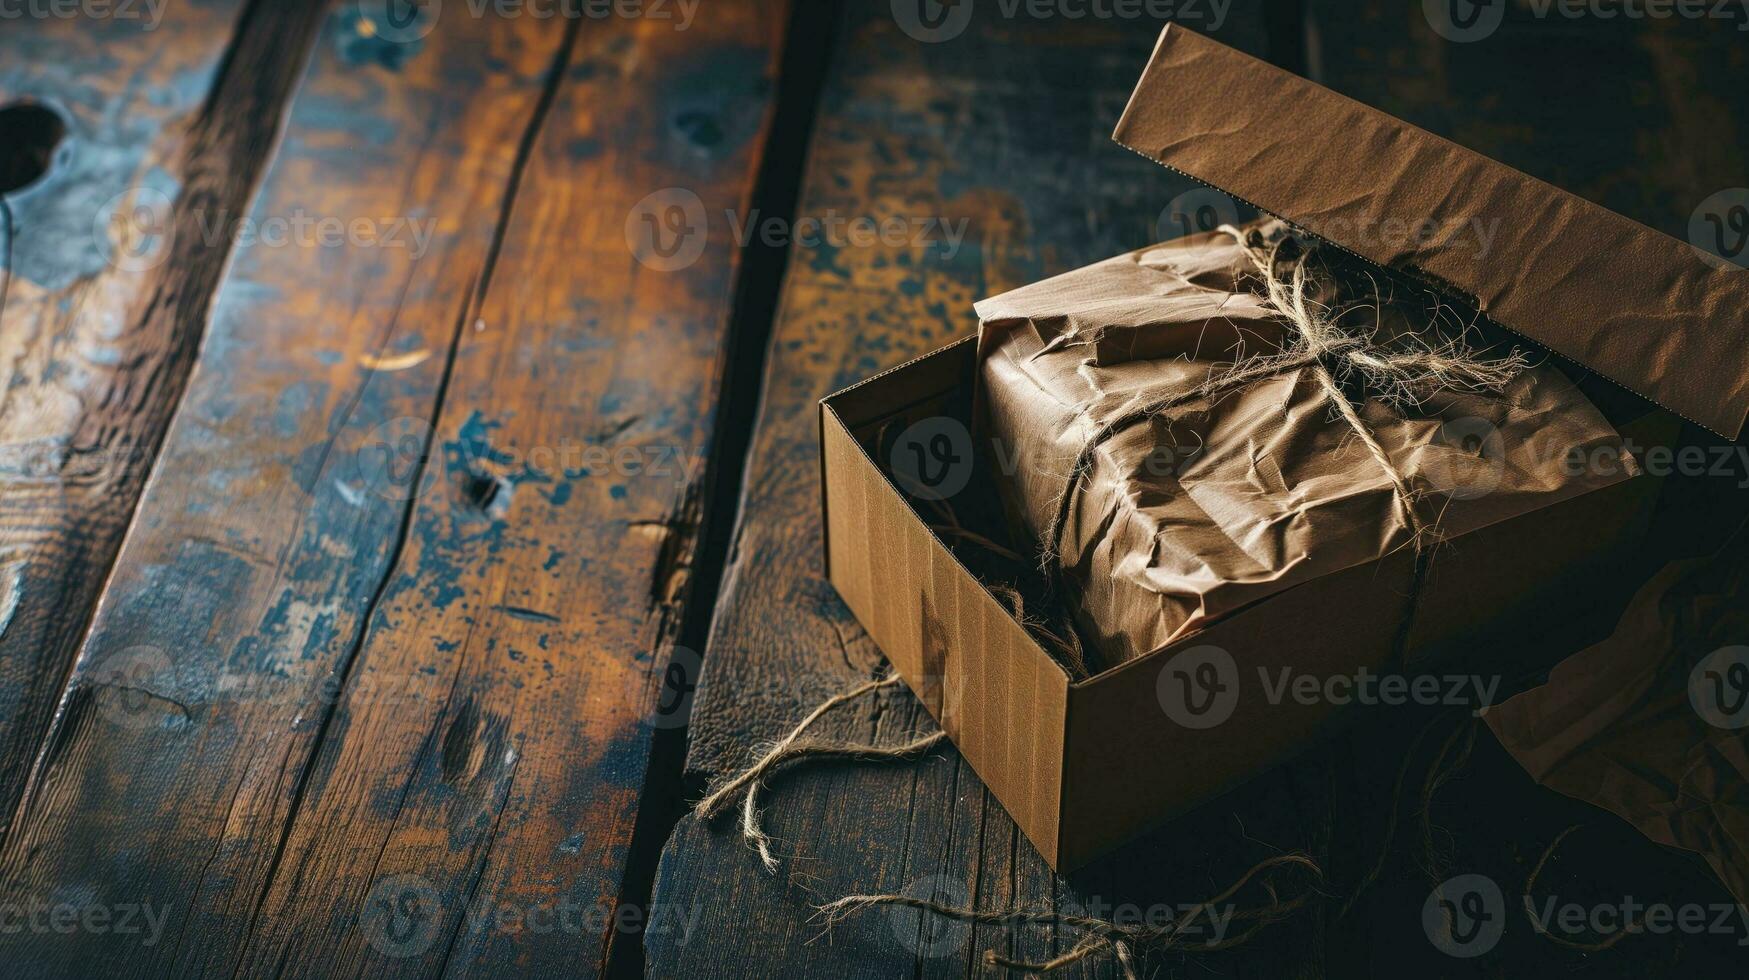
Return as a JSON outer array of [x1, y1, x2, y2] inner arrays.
[[1487, 520, 1749, 906], [975, 222, 1636, 672]]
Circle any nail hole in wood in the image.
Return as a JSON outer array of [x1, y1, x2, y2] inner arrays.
[[0, 103, 67, 194], [460, 470, 510, 517]]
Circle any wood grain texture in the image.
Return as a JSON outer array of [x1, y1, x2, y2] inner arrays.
[[642, 5, 1348, 979], [0, 0, 327, 851], [0, 3, 785, 976]]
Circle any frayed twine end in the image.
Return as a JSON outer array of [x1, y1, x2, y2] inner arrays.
[[696, 673, 945, 875]]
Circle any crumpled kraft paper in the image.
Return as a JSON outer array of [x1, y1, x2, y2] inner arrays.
[[974, 222, 1636, 671], [1487, 518, 1749, 906]]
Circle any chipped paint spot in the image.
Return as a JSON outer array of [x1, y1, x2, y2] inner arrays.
[[358, 349, 430, 371], [335, 479, 366, 508]]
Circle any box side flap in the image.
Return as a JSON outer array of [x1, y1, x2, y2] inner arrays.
[[820, 339, 978, 592], [819, 343, 1072, 867], [1113, 25, 1749, 439]]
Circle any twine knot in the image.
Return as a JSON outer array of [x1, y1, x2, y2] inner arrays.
[[1043, 224, 1529, 587]]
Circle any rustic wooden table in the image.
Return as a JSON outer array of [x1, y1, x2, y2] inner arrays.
[[0, 2, 1743, 978]]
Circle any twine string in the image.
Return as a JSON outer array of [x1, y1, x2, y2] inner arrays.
[[816, 852, 1324, 979], [1522, 824, 1645, 951], [1041, 225, 1527, 570], [695, 674, 946, 873]]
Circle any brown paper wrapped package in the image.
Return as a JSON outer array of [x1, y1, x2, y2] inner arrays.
[[975, 222, 1638, 672]]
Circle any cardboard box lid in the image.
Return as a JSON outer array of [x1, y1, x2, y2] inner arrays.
[[1112, 25, 1749, 439]]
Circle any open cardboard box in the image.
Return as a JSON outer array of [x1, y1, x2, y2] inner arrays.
[[819, 26, 1746, 872]]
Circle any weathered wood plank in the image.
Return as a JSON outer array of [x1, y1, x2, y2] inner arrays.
[[228, 6, 791, 978], [646, 5, 1325, 979], [0, 5, 569, 972], [0, 6, 765, 977], [0, 0, 326, 850]]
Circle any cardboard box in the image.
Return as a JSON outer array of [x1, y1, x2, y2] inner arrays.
[[819, 26, 1742, 871]]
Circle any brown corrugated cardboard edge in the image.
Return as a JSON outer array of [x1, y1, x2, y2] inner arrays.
[[1111, 25, 1749, 440], [818, 339, 1077, 864], [817, 339, 995, 588]]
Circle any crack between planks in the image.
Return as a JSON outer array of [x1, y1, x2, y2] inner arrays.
[[599, 2, 849, 977], [227, 16, 586, 974]]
